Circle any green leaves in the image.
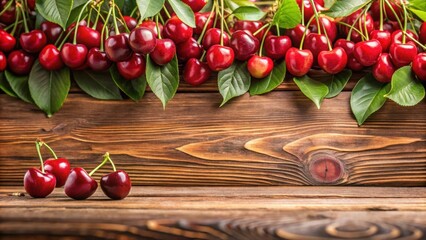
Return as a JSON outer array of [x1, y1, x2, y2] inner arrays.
[[0, 72, 17, 97], [233, 6, 266, 21], [272, 0, 301, 29], [385, 66, 425, 106], [73, 70, 122, 100], [146, 55, 179, 108], [29, 61, 70, 117], [350, 73, 390, 125], [218, 62, 251, 106], [168, 0, 195, 28], [324, 69, 352, 98], [136, 0, 165, 19], [323, 0, 371, 18], [110, 66, 146, 101], [36, 0, 74, 29], [250, 60, 286, 95], [5, 70, 33, 103], [294, 75, 329, 109]]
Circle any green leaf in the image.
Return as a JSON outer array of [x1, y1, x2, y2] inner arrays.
[[249, 60, 286, 96], [408, 0, 426, 11], [67, 1, 87, 27], [233, 6, 266, 21], [324, 0, 336, 9], [350, 73, 390, 125], [110, 65, 146, 101], [225, 0, 256, 11], [73, 70, 123, 100], [218, 61, 251, 106], [136, 0, 165, 19], [322, 0, 371, 18], [385, 66, 425, 106], [122, 0, 137, 16], [294, 75, 329, 109], [146, 55, 179, 108], [36, 0, 74, 29], [324, 69, 352, 98], [200, 0, 213, 12], [5, 70, 33, 103], [167, 0, 196, 28], [272, 0, 301, 29], [410, 9, 426, 21], [28, 61, 70, 117], [0, 72, 17, 97]]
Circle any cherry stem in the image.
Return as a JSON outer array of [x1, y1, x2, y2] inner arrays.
[[89, 152, 116, 176], [114, 4, 130, 33], [10, 4, 21, 36], [38, 141, 58, 159], [259, 24, 272, 57], [400, 0, 408, 44], [111, 0, 120, 34], [379, 0, 384, 30], [74, 0, 93, 44], [155, 14, 162, 39], [337, 21, 367, 40], [87, 7, 93, 28], [405, 32, 426, 50], [162, 6, 171, 19], [253, 23, 269, 36], [4, 20, 23, 31], [220, 0, 225, 46], [17, 4, 29, 33], [197, 4, 216, 45], [130, 6, 138, 19], [35, 141, 45, 173], [92, 5, 101, 30], [362, 7, 369, 41], [100, 7, 113, 51], [57, 24, 77, 50], [0, 0, 13, 17], [301, 0, 305, 26], [384, 0, 402, 29], [299, 15, 315, 50], [346, 8, 364, 41], [308, 0, 321, 35]]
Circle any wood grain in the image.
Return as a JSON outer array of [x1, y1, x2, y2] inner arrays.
[[0, 91, 425, 186]]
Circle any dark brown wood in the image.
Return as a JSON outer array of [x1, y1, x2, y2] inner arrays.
[[1, 91, 425, 186]]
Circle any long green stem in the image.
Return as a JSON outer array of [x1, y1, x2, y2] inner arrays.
[[197, 4, 216, 44], [259, 24, 272, 57], [220, 0, 224, 46], [155, 14, 161, 39], [10, 5, 21, 35], [112, 0, 120, 34], [100, 7, 112, 51], [384, 0, 402, 29], [89, 152, 116, 176], [405, 33, 426, 50], [18, 4, 29, 33], [0, 0, 13, 17], [115, 4, 130, 33], [346, 7, 364, 41], [35, 141, 44, 173], [162, 6, 171, 18], [39, 141, 58, 159], [379, 0, 384, 30], [308, 0, 321, 35], [299, 16, 316, 49], [74, 0, 93, 43], [337, 21, 367, 40], [400, 0, 408, 43]]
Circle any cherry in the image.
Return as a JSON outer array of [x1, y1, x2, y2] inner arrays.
[[372, 53, 395, 83], [233, 20, 268, 42], [391, 30, 418, 45], [370, 0, 402, 21], [24, 168, 56, 198], [87, 48, 112, 72], [303, 33, 328, 66], [117, 53, 146, 80], [202, 28, 230, 50], [264, 35, 292, 60], [183, 58, 211, 86], [285, 47, 313, 77], [98, 153, 131, 200], [334, 39, 364, 71], [412, 53, 426, 81], [139, 20, 163, 38], [353, 39, 382, 66], [7, 50, 35, 75], [373, 21, 395, 33], [309, 16, 337, 42], [389, 42, 418, 68], [206, 44, 234, 71], [195, 12, 215, 35], [105, 33, 132, 62], [230, 30, 259, 61], [44, 158, 70, 187], [0, 51, 6, 71], [318, 47, 348, 74], [182, 0, 208, 12], [370, 30, 391, 52], [41, 21, 63, 44], [0, 29, 15, 52], [64, 167, 98, 200], [76, 25, 101, 49], [177, 37, 202, 62], [285, 24, 310, 48], [39, 44, 64, 71], [347, 57, 364, 71], [123, 16, 137, 31], [342, 10, 374, 42], [296, 0, 325, 23], [420, 22, 426, 44], [150, 38, 176, 65], [0, 0, 16, 24], [60, 43, 88, 69], [163, 16, 193, 44], [27, 0, 36, 11], [19, 30, 47, 53], [247, 55, 274, 79], [129, 27, 157, 54]]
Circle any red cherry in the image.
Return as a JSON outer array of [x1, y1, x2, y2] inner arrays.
[[347, 57, 364, 71], [40, 21, 63, 44], [264, 35, 292, 60], [285, 47, 313, 77], [389, 42, 418, 68], [334, 39, 364, 71], [233, 20, 269, 42], [0, 29, 16, 52], [353, 39, 382, 66], [150, 39, 176, 65], [64, 167, 98, 200], [60, 43, 88, 69], [123, 16, 137, 31], [318, 47, 348, 74], [371, 0, 402, 21], [420, 22, 426, 44], [44, 158, 71, 187], [230, 30, 259, 61], [0, 51, 6, 71], [19, 30, 47, 53], [206, 44, 234, 71], [27, 0, 35, 11], [105, 33, 132, 62], [0, 0, 16, 24], [202, 28, 230, 50], [24, 168, 56, 198], [139, 20, 163, 38], [373, 21, 395, 33], [303, 33, 328, 66], [195, 12, 215, 35], [247, 55, 274, 79], [117, 53, 146, 80], [391, 30, 418, 45], [177, 37, 203, 62], [370, 30, 391, 52], [87, 48, 112, 72], [39, 44, 64, 71], [76, 25, 101, 49], [309, 16, 337, 42], [183, 58, 211, 86], [296, 0, 325, 23], [372, 53, 395, 83], [100, 170, 131, 200], [129, 27, 157, 54], [412, 53, 426, 81], [182, 0, 208, 12], [342, 10, 374, 42], [7, 50, 35, 75], [163, 16, 193, 44], [285, 24, 310, 48]]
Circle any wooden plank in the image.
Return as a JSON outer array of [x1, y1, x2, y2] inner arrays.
[[0, 92, 425, 186]]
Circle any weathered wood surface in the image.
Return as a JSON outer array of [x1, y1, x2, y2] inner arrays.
[[1, 91, 425, 186], [1, 186, 425, 240]]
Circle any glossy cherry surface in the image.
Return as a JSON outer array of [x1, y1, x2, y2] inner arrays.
[[39, 44, 64, 71], [105, 34, 133, 62], [372, 53, 395, 83], [353, 39, 382, 67], [163, 16, 193, 44], [183, 58, 211, 86], [342, 10, 374, 42], [60, 43, 88, 69], [206, 44, 234, 71], [333, 39, 363, 71], [117, 53, 146, 80], [150, 39, 176, 65], [233, 20, 267, 41], [317, 47, 348, 74], [0, 29, 16, 52], [64, 167, 98, 200], [370, 30, 392, 52], [177, 37, 203, 62], [100, 170, 132, 200], [285, 24, 310, 48], [0, 51, 6, 71], [41, 21, 63, 44], [296, 0, 325, 23], [24, 168, 56, 198], [195, 12, 215, 35], [230, 30, 259, 61], [76, 26, 101, 49], [389, 42, 418, 68], [303, 33, 328, 65], [391, 30, 418, 44], [182, 0, 208, 12], [247, 55, 274, 79], [0, 0, 16, 24], [412, 53, 426, 81], [309, 16, 337, 42], [264, 35, 292, 60], [129, 27, 157, 54], [123, 16, 137, 31], [420, 22, 426, 44], [139, 20, 163, 38], [285, 47, 313, 77], [202, 28, 230, 50], [7, 50, 35, 75], [20, 30, 47, 53], [87, 48, 112, 72], [44, 157, 71, 187]]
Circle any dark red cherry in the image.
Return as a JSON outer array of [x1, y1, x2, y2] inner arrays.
[[342, 10, 374, 42], [27, 0, 35, 11], [0, 29, 16, 52], [247, 55, 274, 79], [123, 16, 137, 31], [100, 170, 131, 200], [0, 0, 16, 24], [7, 50, 35, 75], [264, 35, 292, 60], [233, 20, 268, 42], [64, 167, 98, 200], [372, 53, 395, 83], [391, 29, 418, 45], [19, 30, 47, 53], [285, 47, 313, 77], [389, 42, 418, 68], [373, 21, 395, 33], [195, 12, 215, 35], [296, 0, 325, 23], [117, 53, 146, 80], [309, 16, 337, 42], [24, 168, 56, 198], [150, 39, 176, 65], [347, 57, 364, 71], [163, 16, 193, 44], [202, 28, 230, 50], [353, 39, 382, 66], [182, 0, 208, 12], [318, 47, 347, 74], [139, 20, 163, 38], [60, 43, 88, 69], [303, 33, 328, 66], [370, 30, 392, 52], [41, 21, 63, 44], [183, 58, 211, 86], [105, 33, 132, 62], [129, 27, 157, 54], [334, 39, 363, 71], [412, 53, 426, 81], [420, 22, 426, 44], [39, 44, 64, 71], [44, 158, 71, 187], [87, 48, 112, 72], [371, 0, 402, 21], [0, 51, 6, 71], [76, 25, 101, 49], [206, 44, 234, 71], [177, 37, 202, 62], [230, 30, 259, 61], [285, 24, 310, 48]]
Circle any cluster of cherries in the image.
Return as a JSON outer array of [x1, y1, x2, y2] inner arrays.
[[24, 140, 131, 200]]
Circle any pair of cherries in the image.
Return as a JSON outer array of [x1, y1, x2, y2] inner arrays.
[[23, 140, 131, 200]]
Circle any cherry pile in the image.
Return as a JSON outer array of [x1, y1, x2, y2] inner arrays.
[[24, 140, 131, 200]]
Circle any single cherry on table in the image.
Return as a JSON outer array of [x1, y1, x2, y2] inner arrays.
[[99, 152, 132, 200]]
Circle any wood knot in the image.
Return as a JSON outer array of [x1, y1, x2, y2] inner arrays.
[[308, 156, 344, 184]]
